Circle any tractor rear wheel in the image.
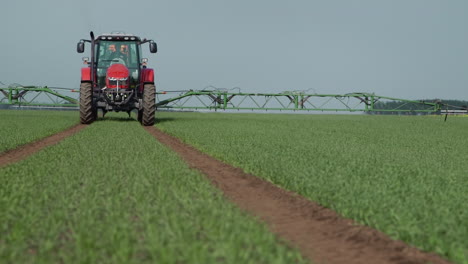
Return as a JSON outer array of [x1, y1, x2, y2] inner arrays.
[[79, 82, 95, 124], [141, 84, 156, 126]]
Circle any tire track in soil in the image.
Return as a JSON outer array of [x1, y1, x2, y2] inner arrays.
[[0, 124, 87, 168], [146, 126, 452, 264]]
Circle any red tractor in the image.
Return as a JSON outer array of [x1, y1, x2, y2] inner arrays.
[[77, 31, 158, 125]]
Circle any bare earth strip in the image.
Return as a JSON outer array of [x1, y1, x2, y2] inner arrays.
[[146, 126, 451, 264], [0, 124, 86, 168]]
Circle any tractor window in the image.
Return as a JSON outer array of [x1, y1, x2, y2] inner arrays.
[[95, 41, 141, 89], [96, 41, 139, 69], [128, 43, 139, 68]]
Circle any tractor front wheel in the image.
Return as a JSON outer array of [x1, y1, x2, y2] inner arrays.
[[140, 84, 156, 126], [79, 82, 95, 124]]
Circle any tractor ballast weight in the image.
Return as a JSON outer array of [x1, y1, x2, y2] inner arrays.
[[77, 31, 157, 126]]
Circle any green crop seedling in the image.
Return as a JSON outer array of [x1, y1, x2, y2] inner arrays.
[[0, 115, 306, 264], [157, 112, 468, 264]]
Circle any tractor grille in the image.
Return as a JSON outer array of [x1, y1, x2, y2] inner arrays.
[[107, 78, 128, 88]]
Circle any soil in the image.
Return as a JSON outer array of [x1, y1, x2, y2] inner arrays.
[[0, 124, 86, 168], [145, 126, 452, 264]]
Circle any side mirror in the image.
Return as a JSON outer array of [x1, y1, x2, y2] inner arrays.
[[149, 41, 157, 53], [77, 41, 85, 53]]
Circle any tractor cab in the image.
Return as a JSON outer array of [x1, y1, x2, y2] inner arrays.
[[95, 40, 141, 89]]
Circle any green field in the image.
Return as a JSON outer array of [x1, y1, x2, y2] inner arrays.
[[157, 112, 468, 263], [1, 110, 468, 263], [0, 110, 78, 153], [0, 114, 306, 264]]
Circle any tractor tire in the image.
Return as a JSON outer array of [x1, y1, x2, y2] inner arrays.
[[141, 84, 156, 126], [79, 82, 95, 124]]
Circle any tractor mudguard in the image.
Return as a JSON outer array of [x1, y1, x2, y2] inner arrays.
[[140, 68, 154, 84], [81, 67, 91, 82]]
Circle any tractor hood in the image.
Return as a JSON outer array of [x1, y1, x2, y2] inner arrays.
[[106, 64, 129, 89]]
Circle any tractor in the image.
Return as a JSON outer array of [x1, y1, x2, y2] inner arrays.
[[76, 31, 158, 125]]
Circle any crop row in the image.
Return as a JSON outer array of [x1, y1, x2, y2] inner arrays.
[[157, 112, 468, 264], [0, 114, 306, 263], [0, 110, 77, 153]]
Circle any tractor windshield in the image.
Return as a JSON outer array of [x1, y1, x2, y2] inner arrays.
[[95, 41, 141, 88]]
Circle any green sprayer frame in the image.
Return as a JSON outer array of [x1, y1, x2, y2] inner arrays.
[[0, 85, 443, 113], [0, 86, 78, 107], [155, 89, 443, 113]]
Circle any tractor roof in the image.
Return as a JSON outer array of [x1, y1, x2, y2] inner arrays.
[[96, 32, 142, 42]]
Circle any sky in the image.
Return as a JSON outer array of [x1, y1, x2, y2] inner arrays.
[[1, 0, 468, 100]]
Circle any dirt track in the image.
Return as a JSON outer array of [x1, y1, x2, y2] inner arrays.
[[145, 126, 451, 264], [0, 123, 452, 263], [0, 124, 86, 168]]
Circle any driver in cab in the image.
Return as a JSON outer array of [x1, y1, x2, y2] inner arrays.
[[108, 44, 128, 64]]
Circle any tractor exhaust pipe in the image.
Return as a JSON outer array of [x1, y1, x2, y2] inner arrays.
[[90, 31, 95, 84]]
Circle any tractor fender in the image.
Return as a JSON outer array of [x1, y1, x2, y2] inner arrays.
[[140, 68, 154, 84], [81, 67, 91, 82]]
